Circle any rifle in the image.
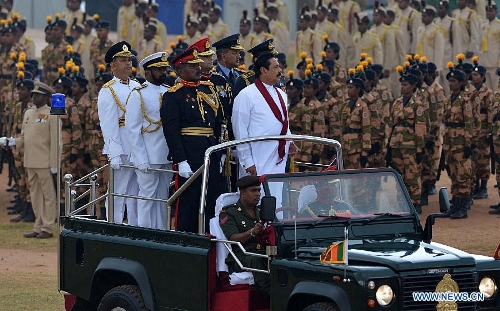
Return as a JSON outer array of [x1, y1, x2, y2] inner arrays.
[[489, 133, 500, 174], [437, 149, 450, 181]]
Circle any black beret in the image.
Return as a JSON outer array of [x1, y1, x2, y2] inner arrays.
[[455, 62, 473, 73], [446, 69, 466, 81], [286, 78, 305, 88], [304, 77, 319, 88], [248, 39, 277, 58], [399, 74, 419, 84], [426, 62, 437, 72], [473, 65, 486, 75], [52, 19, 67, 29], [364, 69, 376, 81], [16, 78, 34, 89], [73, 76, 89, 86], [95, 73, 113, 83], [347, 78, 365, 88], [371, 64, 383, 74], [416, 62, 428, 72], [277, 52, 287, 62], [235, 175, 261, 189], [324, 41, 340, 52], [53, 75, 73, 87], [408, 68, 422, 77], [316, 72, 332, 83], [321, 59, 335, 70]]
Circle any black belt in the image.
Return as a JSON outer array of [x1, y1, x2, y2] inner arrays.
[[16, 129, 21, 134], [396, 120, 414, 127], [445, 122, 465, 128], [480, 108, 487, 114], [0, 74, 12, 79], [62, 125, 71, 129], [93, 125, 101, 130], [343, 128, 362, 134]]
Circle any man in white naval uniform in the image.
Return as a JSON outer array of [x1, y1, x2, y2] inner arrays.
[[232, 53, 297, 212], [97, 41, 140, 224], [126, 52, 172, 229]]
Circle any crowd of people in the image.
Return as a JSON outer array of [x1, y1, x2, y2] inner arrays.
[[0, 0, 499, 239]]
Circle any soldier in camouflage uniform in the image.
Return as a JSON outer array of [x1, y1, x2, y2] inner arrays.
[[420, 62, 445, 205], [469, 65, 494, 200], [371, 64, 393, 158], [386, 73, 426, 213], [363, 69, 385, 167], [299, 76, 327, 169], [41, 17, 69, 85], [53, 75, 82, 208], [316, 72, 339, 165], [72, 74, 92, 181], [286, 76, 304, 109], [288, 79, 311, 172], [84, 72, 112, 220], [340, 77, 371, 169], [489, 70, 500, 214], [9, 76, 34, 223], [89, 19, 114, 77], [442, 69, 474, 219]]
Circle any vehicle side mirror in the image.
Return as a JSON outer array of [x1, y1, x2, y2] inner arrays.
[[260, 196, 276, 222], [422, 213, 448, 242]]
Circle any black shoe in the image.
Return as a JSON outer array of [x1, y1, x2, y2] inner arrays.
[[449, 209, 468, 219], [490, 203, 500, 209], [445, 197, 460, 217], [6, 203, 18, 210], [449, 198, 468, 219], [9, 198, 19, 204], [6, 186, 17, 192], [473, 189, 488, 199], [420, 194, 428, 206], [7, 209, 19, 215], [21, 203, 35, 222], [495, 183, 498, 188], [489, 208, 500, 214]]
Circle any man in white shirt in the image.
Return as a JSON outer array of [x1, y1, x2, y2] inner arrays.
[[126, 52, 172, 229], [232, 53, 297, 208], [97, 41, 140, 224]]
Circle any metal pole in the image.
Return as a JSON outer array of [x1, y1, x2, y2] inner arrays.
[[64, 174, 73, 216], [56, 116, 61, 219], [90, 174, 97, 217], [107, 164, 114, 223]]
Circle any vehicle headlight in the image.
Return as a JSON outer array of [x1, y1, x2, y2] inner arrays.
[[479, 277, 497, 299], [376, 285, 394, 306]]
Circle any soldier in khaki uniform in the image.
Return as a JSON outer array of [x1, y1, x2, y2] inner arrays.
[[256, 0, 288, 26], [42, 17, 69, 85], [394, 0, 422, 55], [184, 15, 202, 46], [339, 0, 361, 35], [1, 82, 58, 239], [252, 10, 273, 45], [341, 76, 371, 169], [220, 175, 270, 297], [452, 0, 481, 60], [383, 8, 405, 98], [60, 0, 90, 35], [371, 5, 396, 86], [69, 20, 92, 86], [89, 18, 114, 78], [480, 3, 500, 91], [435, 0, 462, 96], [326, 4, 355, 68], [239, 11, 258, 70], [117, 0, 136, 42], [353, 13, 383, 65], [386, 73, 426, 213], [315, 1, 338, 45], [416, 6, 444, 76], [145, 2, 167, 48], [137, 21, 163, 70], [207, 2, 230, 43], [265, 3, 289, 55], [81, 18, 97, 48], [295, 8, 323, 69], [420, 62, 445, 205], [442, 69, 474, 218], [13, 16, 35, 60], [129, 2, 147, 49]]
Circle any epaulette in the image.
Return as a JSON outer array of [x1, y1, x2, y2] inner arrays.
[[134, 83, 147, 90], [130, 77, 140, 83], [234, 67, 246, 73], [200, 80, 214, 86], [241, 70, 255, 79], [168, 83, 183, 93], [102, 80, 115, 88]]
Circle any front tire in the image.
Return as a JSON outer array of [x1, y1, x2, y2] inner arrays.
[[303, 302, 340, 311], [97, 285, 147, 311]]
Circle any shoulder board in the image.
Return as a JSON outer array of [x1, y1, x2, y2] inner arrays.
[[241, 70, 255, 78], [200, 80, 214, 86], [168, 83, 183, 93], [134, 84, 147, 90], [102, 80, 115, 88], [234, 67, 246, 73]]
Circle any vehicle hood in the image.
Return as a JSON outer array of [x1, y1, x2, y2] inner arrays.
[[297, 239, 477, 271]]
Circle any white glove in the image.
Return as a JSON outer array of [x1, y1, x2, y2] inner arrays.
[[136, 163, 150, 173], [178, 160, 193, 178], [7, 137, 15, 146], [110, 156, 123, 170], [50, 167, 57, 174], [0, 137, 6, 146]]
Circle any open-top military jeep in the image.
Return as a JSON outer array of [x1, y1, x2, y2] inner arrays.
[[60, 135, 500, 311]]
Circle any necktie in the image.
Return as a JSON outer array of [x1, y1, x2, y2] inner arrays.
[[228, 70, 234, 84]]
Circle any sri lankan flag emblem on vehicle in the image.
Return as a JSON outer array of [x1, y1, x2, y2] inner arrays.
[[320, 240, 348, 264]]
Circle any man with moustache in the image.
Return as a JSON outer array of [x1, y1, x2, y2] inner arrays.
[[212, 34, 245, 90], [98, 41, 140, 224], [161, 46, 223, 233], [126, 52, 172, 229]]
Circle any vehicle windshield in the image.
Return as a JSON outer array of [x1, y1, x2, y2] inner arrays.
[[263, 169, 413, 223]]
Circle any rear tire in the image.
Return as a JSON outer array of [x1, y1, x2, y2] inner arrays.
[[97, 285, 147, 311], [303, 302, 340, 311]]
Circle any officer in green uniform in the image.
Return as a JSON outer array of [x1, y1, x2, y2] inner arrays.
[[219, 175, 270, 297]]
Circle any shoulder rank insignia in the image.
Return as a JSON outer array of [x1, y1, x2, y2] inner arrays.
[[242, 70, 255, 79], [200, 80, 214, 86], [102, 79, 115, 88], [168, 83, 183, 93]]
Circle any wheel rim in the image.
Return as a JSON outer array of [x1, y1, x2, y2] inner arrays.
[[110, 308, 127, 311]]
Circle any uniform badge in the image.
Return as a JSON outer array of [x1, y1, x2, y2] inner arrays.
[[336, 90, 343, 97], [466, 104, 472, 111], [338, 71, 345, 79], [362, 111, 369, 119], [431, 96, 436, 103], [475, 97, 480, 104], [219, 89, 227, 97], [382, 93, 388, 101], [318, 111, 324, 118], [305, 115, 311, 123], [237, 207, 241, 211], [416, 108, 423, 116], [370, 104, 376, 111], [438, 94, 444, 101], [333, 106, 338, 113], [377, 102, 382, 109], [122, 44, 128, 51], [205, 41, 210, 49], [424, 102, 429, 109]]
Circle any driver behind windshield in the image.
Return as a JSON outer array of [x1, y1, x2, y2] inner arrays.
[[300, 179, 352, 217], [219, 176, 270, 297]]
